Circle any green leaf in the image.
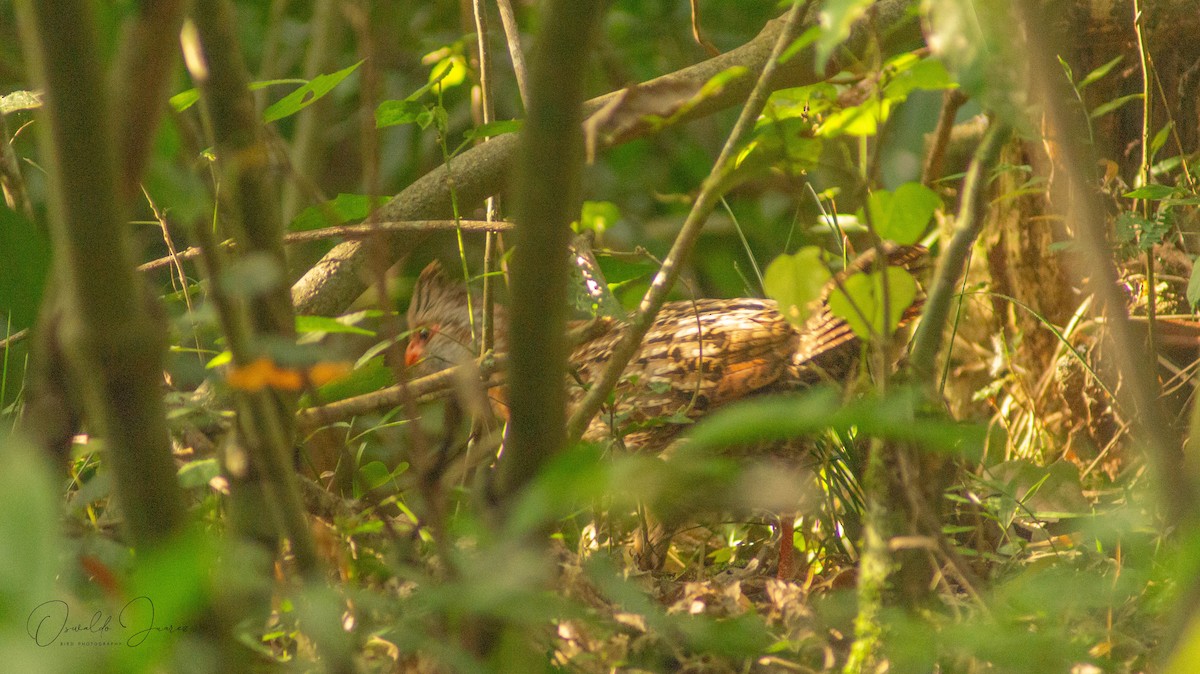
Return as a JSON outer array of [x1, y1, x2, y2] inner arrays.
[[1078, 54, 1123, 89], [815, 0, 874, 70], [462, 119, 523, 140], [375, 99, 426, 128], [763, 247, 831, 327], [359, 461, 395, 491], [683, 385, 984, 457], [867, 182, 941, 244], [295, 315, 376, 336], [816, 97, 890, 137], [289, 193, 390, 231], [0, 206, 51, 332], [1089, 93, 1143, 120], [882, 54, 956, 100], [779, 26, 821, 64], [177, 458, 220, 489], [828, 266, 918, 338], [1150, 121, 1174, 159], [312, 355, 394, 403], [578, 201, 621, 235], [170, 79, 305, 113], [0, 433, 61, 624], [925, 0, 1031, 134], [264, 60, 363, 123], [1123, 184, 1175, 201]]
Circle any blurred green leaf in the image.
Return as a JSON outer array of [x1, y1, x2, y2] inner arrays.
[[169, 78, 304, 113], [263, 60, 363, 123], [1089, 93, 1143, 120], [815, 0, 874, 70], [1188, 262, 1200, 310], [763, 247, 831, 327], [828, 266, 918, 338], [375, 100, 430, 129], [289, 193, 389, 232], [1078, 54, 1123, 89], [1123, 184, 1176, 200], [0, 206, 51, 332], [684, 386, 984, 457], [867, 182, 941, 244], [295, 315, 375, 336], [578, 201, 621, 236], [177, 458, 220, 490], [462, 119, 522, 140]]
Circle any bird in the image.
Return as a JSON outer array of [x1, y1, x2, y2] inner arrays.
[[405, 245, 924, 451], [404, 245, 925, 575]]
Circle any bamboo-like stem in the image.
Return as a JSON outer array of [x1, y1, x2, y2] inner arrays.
[[14, 0, 185, 547], [281, 0, 339, 222], [495, 0, 530, 107], [111, 0, 188, 202], [495, 0, 604, 501], [909, 122, 1011, 384], [189, 0, 319, 577]]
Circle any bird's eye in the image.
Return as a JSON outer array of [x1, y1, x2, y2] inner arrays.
[[414, 325, 436, 341]]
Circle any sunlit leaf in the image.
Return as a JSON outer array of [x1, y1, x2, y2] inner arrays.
[[1123, 184, 1175, 200], [1089, 93, 1143, 120], [290, 193, 390, 231], [828, 266, 918, 338], [170, 79, 305, 113], [763, 247, 831, 327], [815, 0, 874, 70], [463, 119, 523, 140], [295, 315, 376, 336], [264, 60, 363, 123], [867, 182, 941, 244], [1078, 54, 1123, 89], [578, 201, 621, 236]]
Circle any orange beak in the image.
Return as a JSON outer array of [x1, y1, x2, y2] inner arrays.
[[404, 339, 423, 368]]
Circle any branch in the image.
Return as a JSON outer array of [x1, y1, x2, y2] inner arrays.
[[138, 219, 513, 273]]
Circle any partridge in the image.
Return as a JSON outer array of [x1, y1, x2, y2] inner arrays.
[[404, 245, 925, 452]]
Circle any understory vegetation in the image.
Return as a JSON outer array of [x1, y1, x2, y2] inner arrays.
[[4, 1, 1200, 672]]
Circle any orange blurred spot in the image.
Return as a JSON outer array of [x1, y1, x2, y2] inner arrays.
[[228, 357, 354, 391], [226, 357, 276, 391], [307, 361, 353, 386]]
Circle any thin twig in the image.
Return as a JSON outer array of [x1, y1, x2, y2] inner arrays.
[[495, 0, 529, 107], [921, 89, 968, 187], [139, 219, 513, 273]]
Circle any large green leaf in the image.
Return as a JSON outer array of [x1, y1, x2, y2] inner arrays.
[[828, 266, 918, 338], [263, 60, 363, 123], [763, 247, 831, 327], [866, 182, 941, 244]]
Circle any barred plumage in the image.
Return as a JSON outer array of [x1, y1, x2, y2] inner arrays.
[[405, 246, 925, 451]]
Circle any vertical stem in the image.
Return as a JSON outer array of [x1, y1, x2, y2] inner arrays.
[[496, 0, 604, 502], [1133, 0, 1156, 353], [14, 0, 185, 548]]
